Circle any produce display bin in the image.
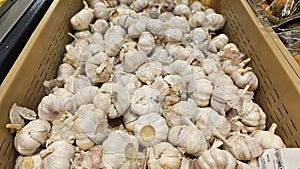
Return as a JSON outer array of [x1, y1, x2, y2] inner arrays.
[[0, 0, 299, 168]]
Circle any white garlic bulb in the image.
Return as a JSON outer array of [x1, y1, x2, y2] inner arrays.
[[230, 67, 258, 91], [64, 69, 92, 93], [168, 60, 193, 82], [70, 1, 94, 30], [190, 1, 205, 11], [111, 13, 136, 29], [163, 98, 198, 127], [149, 46, 174, 65], [93, 2, 109, 20], [64, 43, 92, 67], [104, 35, 125, 57], [85, 52, 114, 83], [133, 113, 169, 147], [90, 19, 109, 34], [128, 19, 147, 38], [146, 19, 166, 37], [104, 25, 126, 39], [115, 73, 142, 96], [137, 31, 156, 54], [41, 141, 75, 169], [208, 72, 234, 88], [195, 148, 236, 169], [93, 82, 131, 119], [147, 142, 182, 169], [251, 123, 286, 149], [136, 61, 163, 84], [73, 104, 108, 148], [123, 49, 147, 72], [168, 125, 208, 156], [173, 4, 191, 17], [201, 58, 220, 75], [57, 63, 76, 80], [164, 74, 187, 104], [74, 86, 100, 108], [7, 119, 51, 156], [14, 154, 42, 169], [102, 130, 143, 169], [130, 0, 149, 12], [223, 133, 263, 161], [188, 78, 213, 107], [165, 16, 190, 33], [188, 11, 206, 27], [208, 33, 229, 53], [71, 145, 103, 169], [89, 32, 104, 44], [195, 107, 231, 146], [131, 85, 162, 116], [164, 29, 183, 42], [74, 30, 92, 39], [190, 27, 209, 51], [38, 88, 76, 122], [204, 13, 225, 31]]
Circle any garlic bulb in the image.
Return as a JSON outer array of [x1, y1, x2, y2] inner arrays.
[[8, 103, 37, 131], [47, 112, 75, 145], [163, 98, 198, 127], [146, 19, 166, 37], [89, 32, 104, 44], [210, 84, 242, 115], [115, 73, 142, 96], [64, 69, 92, 93], [6, 119, 51, 156], [104, 25, 126, 39], [128, 19, 147, 38], [158, 12, 174, 22], [70, 1, 94, 30], [164, 74, 187, 104], [165, 16, 190, 33], [149, 46, 174, 65], [90, 19, 109, 34], [173, 4, 191, 17], [130, 0, 149, 12], [188, 78, 213, 107], [230, 67, 258, 91], [14, 154, 42, 169], [85, 52, 114, 83], [195, 148, 236, 169], [93, 82, 130, 119], [93, 2, 109, 20], [136, 61, 163, 84], [251, 123, 286, 149], [188, 11, 206, 27], [168, 125, 208, 156], [147, 142, 182, 169], [137, 31, 156, 54], [71, 145, 103, 168], [208, 33, 229, 53], [201, 58, 220, 75], [64, 43, 92, 67], [208, 72, 234, 88], [131, 85, 162, 116], [41, 140, 75, 169], [111, 13, 136, 29], [74, 86, 100, 107], [38, 88, 76, 122], [204, 13, 225, 31], [133, 113, 169, 147], [104, 35, 125, 57], [164, 29, 184, 42], [102, 130, 145, 169], [223, 133, 263, 160], [74, 30, 92, 39], [195, 107, 231, 146], [190, 1, 205, 11], [190, 27, 209, 51], [57, 63, 76, 80], [123, 49, 147, 72], [168, 60, 193, 82], [73, 104, 108, 150]]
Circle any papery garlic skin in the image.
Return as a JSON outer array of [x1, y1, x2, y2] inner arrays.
[[38, 88, 76, 122], [41, 141, 75, 169], [133, 113, 169, 147], [102, 130, 141, 169], [147, 142, 182, 169], [195, 148, 236, 169], [9, 103, 37, 130], [168, 125, 208, 156], [14, 119, 51, 156]]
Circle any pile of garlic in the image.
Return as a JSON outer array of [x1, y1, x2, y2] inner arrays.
[[8, 0, 287, 169]]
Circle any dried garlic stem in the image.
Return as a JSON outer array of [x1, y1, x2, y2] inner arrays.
[[268, 123, 277, 134], [212, 131, 232, 148], [96, 61, 109, 74], [6, 123, 22, 131], [241, 84, 251, 96], [67, 32, 78, 40], [239, 58, 251, 68], [40, 147, 54, 158], [241, 67, 253, 75]]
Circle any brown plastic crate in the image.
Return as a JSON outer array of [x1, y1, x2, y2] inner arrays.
[[0, 0, 299, 168]]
